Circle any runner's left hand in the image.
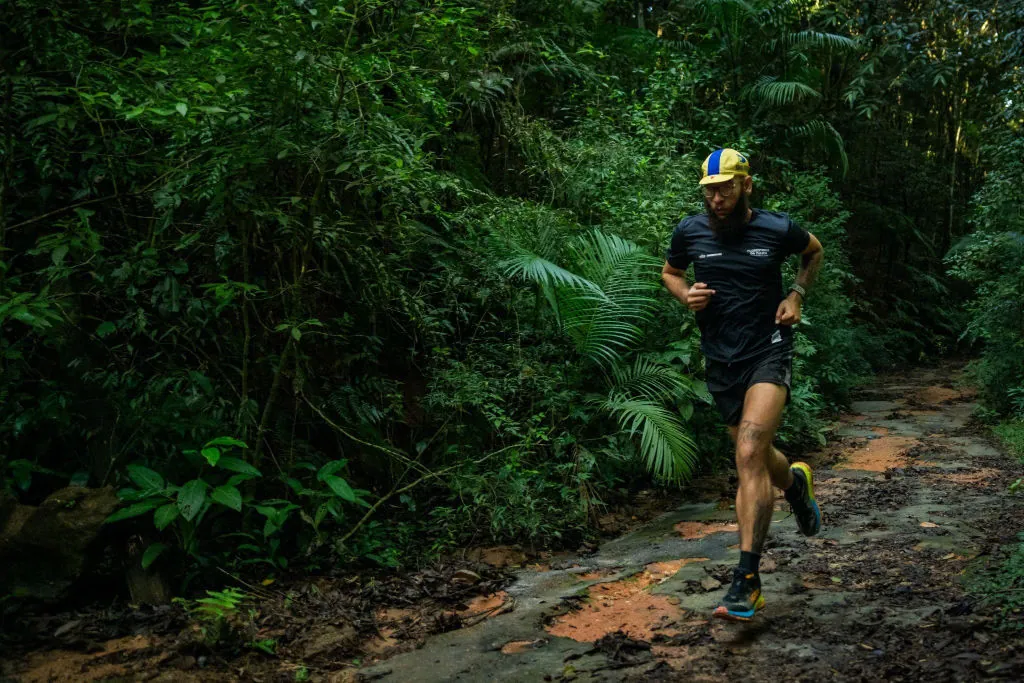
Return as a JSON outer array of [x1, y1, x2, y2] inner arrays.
[[775, 295, 802, 325]]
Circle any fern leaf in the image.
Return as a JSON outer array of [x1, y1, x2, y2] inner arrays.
[[602, 396, 698, 480], [502, 251, 606, 298], [748, 76, 821, 107]]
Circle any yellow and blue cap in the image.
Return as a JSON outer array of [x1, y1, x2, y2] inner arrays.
[[700, 148, 750, 185]]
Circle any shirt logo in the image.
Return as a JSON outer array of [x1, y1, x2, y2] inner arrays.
[[771, 330, 782, 344], [698, 252, 723, 259], [747, 248, 770, 257]]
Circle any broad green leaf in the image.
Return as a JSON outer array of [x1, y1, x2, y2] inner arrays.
[[105, 499, 162, 524], [177, 479, 208, 521], [175, 102, 188, 116], [205, 436, 248, 449], [217, 457, 262, 477], [201, 447, 221, 466], [227, 473, 258, 486], [141, 543, 168, 570], [127, 464, 164, 491], [154, 504, 179, 531], [317, 459, 348, 481], [211, 485, 242, 512], [323, 475, 356, 502], [96, 321, 117, 338]]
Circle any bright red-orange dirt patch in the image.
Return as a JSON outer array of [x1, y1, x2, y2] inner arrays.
[[835, 436, 920, 472], [546, 559, 706, 642], [674, 521, 739, 539], [462, 591, 509, 617]]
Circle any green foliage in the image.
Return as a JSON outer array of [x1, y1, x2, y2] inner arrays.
[[968, 533, 1024, 630], [175, 587, 249, 646], [4, 0, 1008, 584], [995, 422, 1024, 463]]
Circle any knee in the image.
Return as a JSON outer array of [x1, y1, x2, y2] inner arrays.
[[735, 442, 767, 471]]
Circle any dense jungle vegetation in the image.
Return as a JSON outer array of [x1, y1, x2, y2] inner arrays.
[[1, 0, 1022, 586]]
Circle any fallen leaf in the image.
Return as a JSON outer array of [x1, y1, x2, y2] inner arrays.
[[452, 569, 482, 585], [920, 522, 939, 528]]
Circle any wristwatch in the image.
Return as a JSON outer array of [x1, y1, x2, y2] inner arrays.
[[789, 283, 806, 300]]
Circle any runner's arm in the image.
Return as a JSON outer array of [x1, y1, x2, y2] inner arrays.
[[661, 262, 690, 305], [793, 233, 824, 297], [662, 262, 715, 312]]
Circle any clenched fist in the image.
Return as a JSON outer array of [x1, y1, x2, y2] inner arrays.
[[775, 293, 802, 325], [686, 282, 716, 312]]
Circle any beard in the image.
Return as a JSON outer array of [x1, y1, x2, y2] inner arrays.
[[706, 192, 750, 244]]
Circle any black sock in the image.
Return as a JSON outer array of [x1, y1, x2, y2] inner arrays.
[[739, 551, 760, 575], [784, 468, 806, 503]]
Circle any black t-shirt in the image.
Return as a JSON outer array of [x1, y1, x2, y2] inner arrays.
[[665, 210, 811, 363]]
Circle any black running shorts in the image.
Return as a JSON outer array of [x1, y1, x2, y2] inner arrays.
[[705, 347, 793, 426]]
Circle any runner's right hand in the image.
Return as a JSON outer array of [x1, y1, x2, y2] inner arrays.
[[686, 282, 715, 312]]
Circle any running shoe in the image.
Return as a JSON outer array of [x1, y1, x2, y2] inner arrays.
[[712, 567, 765, 621], [787, 462, 821, 537]]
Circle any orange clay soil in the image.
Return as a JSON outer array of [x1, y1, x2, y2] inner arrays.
[[461, 591, 509, 617], [17, 636, 157, 683], [928, 467, 1002, 485], [673, 521, 739, 539], [500, 639, 545, 654], [546, 558, 707, 642], [915, 386, 961, 404], [835, 436, 920, 472]]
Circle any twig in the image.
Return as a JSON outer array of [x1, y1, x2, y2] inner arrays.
[[6, 152, 206, 231], [335, 444, 519, 547]]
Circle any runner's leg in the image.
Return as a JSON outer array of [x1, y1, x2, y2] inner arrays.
[[727, 431, 793, 491], [734, 382, 791, 554]]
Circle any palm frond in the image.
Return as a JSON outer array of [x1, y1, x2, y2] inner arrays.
[[560, 292, 650, 364], [572, 230, 662, 287], [747, 76, 821, 107], [609, 356, 691, 403], [787, 119, 849, 177], [502, 251, 606, 298], [602, 396, 698, 480], [789, 31, 858, 52]]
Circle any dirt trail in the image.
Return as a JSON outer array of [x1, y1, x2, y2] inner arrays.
[[360, 365, 1024, 682]]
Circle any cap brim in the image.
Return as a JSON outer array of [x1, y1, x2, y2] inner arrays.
[[699, 173, 745, 186]]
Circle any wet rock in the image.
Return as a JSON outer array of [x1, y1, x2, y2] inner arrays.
[[0, 486, 119, 601], [700, 577, 721, 591]]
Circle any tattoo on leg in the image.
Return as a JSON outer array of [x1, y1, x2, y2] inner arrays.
[[751, 499, 773, 555], [738, 419, 768, 445]]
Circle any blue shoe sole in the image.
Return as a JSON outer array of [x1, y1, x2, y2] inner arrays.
[[713, 594, 765, 622]]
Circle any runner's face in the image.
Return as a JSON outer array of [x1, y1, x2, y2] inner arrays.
[[703, 177, 750, 219]]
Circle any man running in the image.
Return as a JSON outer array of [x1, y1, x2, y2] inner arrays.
[[661, 148, 824, 621]]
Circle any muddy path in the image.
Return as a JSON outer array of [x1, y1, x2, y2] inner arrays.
[[359, 365, 1024, 682]]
